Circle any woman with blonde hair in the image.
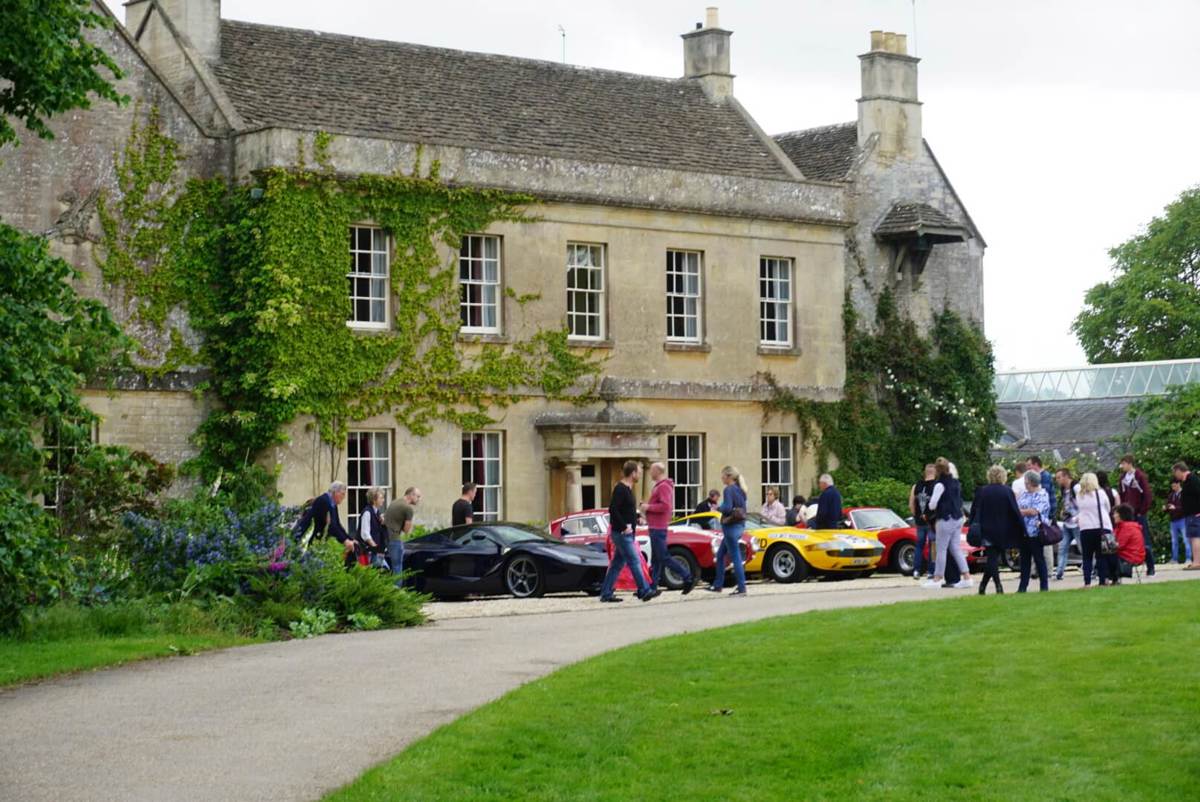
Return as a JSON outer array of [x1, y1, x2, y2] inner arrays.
[[1076, 472, 1114, 586], [357, 488, 388, 563], [923, 457, 971, 589], [706, 466, 749, 595]]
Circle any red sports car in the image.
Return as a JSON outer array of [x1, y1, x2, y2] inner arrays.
[[844, 506, 984, 574], [549, 509, 753, 589]]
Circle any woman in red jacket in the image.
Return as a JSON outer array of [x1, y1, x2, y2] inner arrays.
[[1114, 504, 1146, 581]]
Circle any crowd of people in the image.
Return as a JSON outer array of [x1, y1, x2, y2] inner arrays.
[[912, 454, 1200, 594], [289, 451, 1200, 601]]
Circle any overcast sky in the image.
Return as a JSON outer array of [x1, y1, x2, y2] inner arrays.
[[102, 0, 1200, 370]]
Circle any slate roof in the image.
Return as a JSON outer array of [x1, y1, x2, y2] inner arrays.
[[874, 201, 964, 237], [212, 20, 794, 181], [771, 122, 859, 182], [992, 399, 1133, 465]]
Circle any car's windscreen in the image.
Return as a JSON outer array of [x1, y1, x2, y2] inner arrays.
[[742, 513, 778, 531], [850, 509, 906, 529], [488, 525, 560, 546]]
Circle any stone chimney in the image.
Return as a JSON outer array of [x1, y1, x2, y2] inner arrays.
[[857, 30, 921, 157], [125, 0, 221, 64], [682, 7, 733, 100]]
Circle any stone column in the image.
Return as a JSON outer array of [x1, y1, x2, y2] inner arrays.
[[565, 463, 584, 513]]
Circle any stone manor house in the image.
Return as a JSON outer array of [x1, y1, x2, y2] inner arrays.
[[1, 2, 984, 529]]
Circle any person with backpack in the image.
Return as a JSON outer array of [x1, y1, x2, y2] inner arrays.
[[923, 458, 971, 590], [706, 466, 749, 596], [1076, 472, 1115, 586], [1054, 468, 1081, 580], [909, 464, 937, 580]]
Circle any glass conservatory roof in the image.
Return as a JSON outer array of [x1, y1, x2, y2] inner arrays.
[[994, 358, 1200, 403]]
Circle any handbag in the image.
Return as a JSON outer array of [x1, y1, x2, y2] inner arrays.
[[1036, 513, 1062, 546], [721, 507, 746, 526], [966, 521, 983, 548]]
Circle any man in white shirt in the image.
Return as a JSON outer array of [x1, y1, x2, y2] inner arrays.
[[1011, 460, 1028, 496]]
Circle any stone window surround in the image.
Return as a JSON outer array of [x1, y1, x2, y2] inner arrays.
[[462, 430, 505, 521], [664, 248, 705, 346], [459, 233, 504, 336], [760, 433, 794, 505], [667, 433, 704, 517], [346, 224, 390, 331], [566, 241, 608, 342], [346, 429, 393, 537], [758, 255, 793, 348]]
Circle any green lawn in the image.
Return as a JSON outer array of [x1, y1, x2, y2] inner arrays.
[[0, 602, 256, 687], [327, 582, 1200, 802], [0, 633, 254, 687]]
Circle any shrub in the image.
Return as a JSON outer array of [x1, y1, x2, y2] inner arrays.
[[348, 612, 382, 631], [315, 540, 426, 628], [56, 446, 174, 554], [0, 480, 67, 633], [289, 608, 336, 639], [841, 477, 913, 518]]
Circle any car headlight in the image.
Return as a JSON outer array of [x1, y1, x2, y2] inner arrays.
[[808, 540, 849, 551]]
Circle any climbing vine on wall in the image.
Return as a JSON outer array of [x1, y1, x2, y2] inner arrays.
[[765, 289, 999, 494], [96, 119, 603, 482]]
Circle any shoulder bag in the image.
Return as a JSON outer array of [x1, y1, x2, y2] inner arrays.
[[721, 487, 747, 526], [1036, 512, 1063, 546], [1096, 492, 1119, 554]]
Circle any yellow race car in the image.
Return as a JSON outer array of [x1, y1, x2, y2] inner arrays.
[[670, 512, 884, 583]]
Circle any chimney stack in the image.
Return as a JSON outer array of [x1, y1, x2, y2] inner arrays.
[[857, 29, 921, 156], [682, 7, 733, 100], [125, 0, 221, 64]]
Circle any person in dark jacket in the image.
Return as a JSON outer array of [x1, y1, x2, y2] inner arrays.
[[785, 494, 807, 527], [813, 474, 843, 530], [1118, 454, 1155, 576], [693, 489, 721, 530], [967, 465, 1024, 594], [924, 458, 971, 589], [1166, 479, 1190, 565], [1175, 461, 1200, 570], [292, 481, 354, 567], [598, 461, 659, 603]]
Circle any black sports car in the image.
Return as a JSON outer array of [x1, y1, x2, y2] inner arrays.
[[403, 523, 610, 599]]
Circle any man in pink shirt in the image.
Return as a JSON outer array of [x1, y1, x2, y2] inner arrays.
[[640, 462, 697, 594]]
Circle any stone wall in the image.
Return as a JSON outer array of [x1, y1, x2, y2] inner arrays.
[[83, 389, 210, 468], [846, 140, 985, 331]]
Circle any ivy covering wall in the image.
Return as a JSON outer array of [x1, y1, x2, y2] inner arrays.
[[768, 290, 999, 496], [97, 120, 601, 484]]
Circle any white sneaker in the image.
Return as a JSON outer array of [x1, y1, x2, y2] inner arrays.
[[920, 579, 941, 589], [952, 579, 972, 589]]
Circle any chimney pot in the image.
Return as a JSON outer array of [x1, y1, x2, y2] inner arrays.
[[883, 32, 898, 53], [705, 7, 720, 29], [870, 30, 885, 51], [894, 33, 907, 55]]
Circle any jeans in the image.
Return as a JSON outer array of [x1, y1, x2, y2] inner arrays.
[[600, 531, 652, 599], [978, 545, 1004, 594], [1136, 515, 1156, 574], [1169, 519, 1192, 564], [934, 518, 968, 579], [1056, 524, 1081, 577], [1018, 536, 1048, 592], [387, 540, 405, 582], [711, 524, 747, 592], [914, 524, 933, 577], [649, 528, 691, 586]]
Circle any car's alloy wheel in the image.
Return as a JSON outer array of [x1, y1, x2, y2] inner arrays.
[[505, 555, 543, 598], [892, 541, 916, 575], [768, 544, 807, 584], [661, 547, 701, 590]]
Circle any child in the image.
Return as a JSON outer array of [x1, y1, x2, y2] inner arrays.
[[1114, 503, 1146, 581]]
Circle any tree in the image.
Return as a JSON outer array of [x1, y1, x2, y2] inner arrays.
[[0, 0, 125, 147], [1073, 186, 1200, 363]]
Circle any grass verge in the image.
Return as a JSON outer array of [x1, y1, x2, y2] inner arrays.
[[0, 601, 257, 687], [327, 581, 1200, 802]]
